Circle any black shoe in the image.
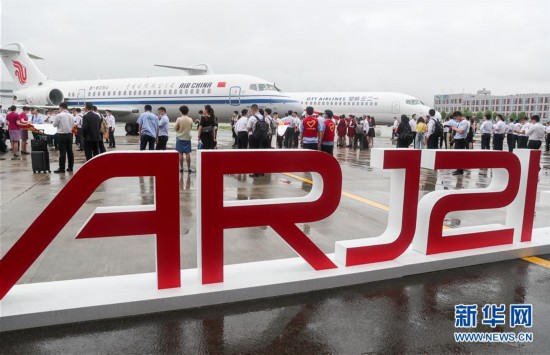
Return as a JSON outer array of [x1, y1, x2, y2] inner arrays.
[[249, 174, 259, 177], [188, 169, 194, 173], [179, 169, 184, 173], [452, 170, 463, 176], [67, 168, 73, 172], [54, 169, 65, 173], [21, 151, 30, 155]]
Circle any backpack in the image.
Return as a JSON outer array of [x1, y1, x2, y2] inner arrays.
[[433, 119, 443, 137], [253, 115, 269, 141]]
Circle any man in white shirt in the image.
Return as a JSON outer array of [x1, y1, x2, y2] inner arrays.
[[105, 110, 116, 148], [426, 110, 440, 149], [526, 115, 545, 150], [409, 114, 417, 144], [492, 114, 506, 150], [52, 102, 75, 173], [506, 118, 516, 152], [517, 117, 529, 149], [72, 108, 83, 151], [293, 112, 301, 148], [282, 110, 295, 148], [247, 104, 263, 148], [479, 114, 493, 150], [264, 108, 274, 148], [235, 108, 249, 149]]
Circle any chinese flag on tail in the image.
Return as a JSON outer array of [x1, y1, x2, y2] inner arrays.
[[217, 82, 226, 88]]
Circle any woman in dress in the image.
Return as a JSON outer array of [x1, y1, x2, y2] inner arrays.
[[198, 105, 217, 150]]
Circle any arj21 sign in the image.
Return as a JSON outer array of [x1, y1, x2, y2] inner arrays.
[[0, 148, 541, 300]]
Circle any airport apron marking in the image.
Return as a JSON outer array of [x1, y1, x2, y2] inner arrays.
[[283, 172, 549, 265], [521, 256, 550, 269]]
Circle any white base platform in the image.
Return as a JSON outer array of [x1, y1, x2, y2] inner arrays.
[[2, 227, 549, 332]]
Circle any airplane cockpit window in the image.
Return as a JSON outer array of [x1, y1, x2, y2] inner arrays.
[[258, 84, 268, 91], [406, 99, 424, 105], [266, 84, 278, 91], [249, 84, 258, 91]]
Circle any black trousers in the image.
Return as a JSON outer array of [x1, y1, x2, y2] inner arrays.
[[276, 134, 284, 148], [303, 142, 318, 150], [321, 144, 334, 155], [248, 135, 259, 149], [140, 135, 155, 150], [454, 138, 466, 172], [284, 128, 294, 148], [99, 139, 106, 153], [506, 134, 515, 152], [259, 138, 271, 149], [353, 133, 364, 148], [481, 133, 491, 150], [427, 134, 439, 149], [493, 134, 504, 150], [517, 136, 528, 149], [57, 133, 74, 170], [293, 130, 299, 148], [109, 128, 116, 147], [527, 140, 542, 150], [156, 136, 168, 150], [84, 140, 100, 161], [546, 134, 550, 152], [237, 131, 248, 149]]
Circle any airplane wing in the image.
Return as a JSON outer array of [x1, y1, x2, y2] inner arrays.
[[154, 63, 213, 75]]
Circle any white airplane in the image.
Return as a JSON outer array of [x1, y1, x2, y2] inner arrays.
[[0, 43, 303, 133], [288, 92, 437, 124]]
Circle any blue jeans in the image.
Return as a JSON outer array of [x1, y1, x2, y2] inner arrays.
[[415, 133, 425, 149]]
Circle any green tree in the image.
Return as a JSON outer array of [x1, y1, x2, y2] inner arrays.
[[463, 108, 474, 118], [518, 112, 527, 120], [510, 112, 518, 121], [474, 111, 484, 121], [441, 111, 448, 120]]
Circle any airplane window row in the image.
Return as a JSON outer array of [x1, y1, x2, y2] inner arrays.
[[65, 88, 212, 98], [248, 84, 278, 92], [302, 101, 378, 106]]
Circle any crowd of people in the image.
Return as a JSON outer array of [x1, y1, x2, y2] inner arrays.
[[0, 103, 116, 172], [2, 102, 549, 176], [393, 110, 550, 175]]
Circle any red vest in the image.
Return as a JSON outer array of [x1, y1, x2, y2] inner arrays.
[[323, 119, 336, 142], [302, 116, 319, 138]]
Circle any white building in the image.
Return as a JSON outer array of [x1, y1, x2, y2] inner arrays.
[[434, 90, 550, 121]]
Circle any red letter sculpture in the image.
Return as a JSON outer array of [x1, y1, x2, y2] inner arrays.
[[335, 148, 421, 266], [198, 150, 342, 284], [0, 152, 181, 300]]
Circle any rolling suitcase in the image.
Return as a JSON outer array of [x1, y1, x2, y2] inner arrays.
[[31, 138, 51, 173]]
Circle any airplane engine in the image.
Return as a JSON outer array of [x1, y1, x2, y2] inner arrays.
[[21, 87, 64, 106]]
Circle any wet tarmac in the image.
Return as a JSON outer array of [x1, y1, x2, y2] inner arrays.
[[1, 125, 550, 353]]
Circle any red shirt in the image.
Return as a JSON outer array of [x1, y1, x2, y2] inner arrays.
[[323, 119, 336, 143], [6, 112, 20, 130], [302, 116, 319, 139]]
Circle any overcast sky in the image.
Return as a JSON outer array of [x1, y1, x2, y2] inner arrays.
[[1, 0, 549, 106]]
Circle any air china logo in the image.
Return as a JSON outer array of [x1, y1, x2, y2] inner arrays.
[[13, 60, 27, 85]]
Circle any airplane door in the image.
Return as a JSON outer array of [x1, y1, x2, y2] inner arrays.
[[229, 86, 241, 106], [391, 101, 400, 114], [77, 89, 86, 106]]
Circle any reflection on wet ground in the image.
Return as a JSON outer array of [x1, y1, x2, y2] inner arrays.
[[2, 255, 549, 354], [1, 127, 549, 353]]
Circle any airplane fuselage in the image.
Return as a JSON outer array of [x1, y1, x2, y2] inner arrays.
[[16, 74, 302, 123], [288, 92, 433, 125]]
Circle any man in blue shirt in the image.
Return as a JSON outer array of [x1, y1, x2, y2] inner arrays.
[[451, 111, 470, 175], [137, 104, 159, 150], [156, 107, 169, 150]]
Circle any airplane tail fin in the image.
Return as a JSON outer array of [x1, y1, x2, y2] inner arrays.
[[0, 43, 48, 90]]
